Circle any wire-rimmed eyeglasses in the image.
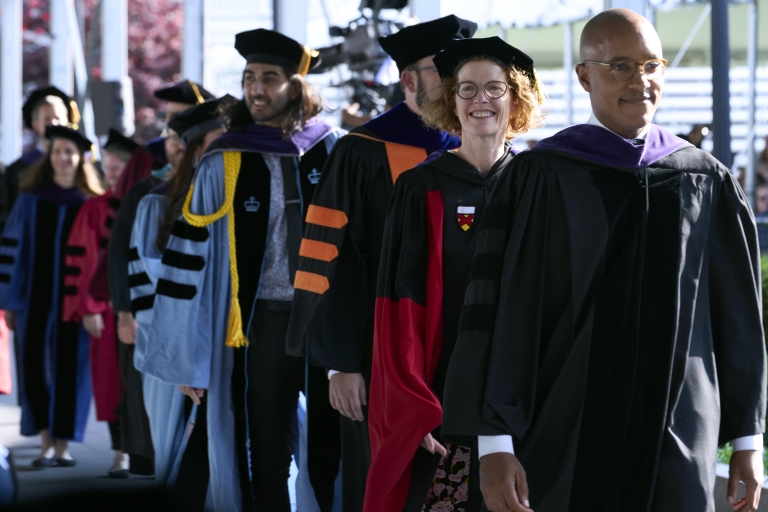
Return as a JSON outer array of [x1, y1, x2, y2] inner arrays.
[[454, 81, 510, 100], [581, 59, 668, 82]]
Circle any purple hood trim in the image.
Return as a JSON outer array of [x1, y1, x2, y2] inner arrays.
[[363, 102, 461, 152], [20, 147, 45, 166], [532, 124, 691, 169], [29, 181, 87, 206], [150, 181, 171, 195], [210, 117, 334, 157]]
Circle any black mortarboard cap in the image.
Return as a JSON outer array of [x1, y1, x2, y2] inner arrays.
[[235, 28, 321, 76], [22, 85, 80, 129], [433, 36, 535, 79], [378, 15, 478, 73], [168, 95, 236, 145], [104, 129, 140, 155], [153, 80, 214, 105], [45, 126, 93, 153]]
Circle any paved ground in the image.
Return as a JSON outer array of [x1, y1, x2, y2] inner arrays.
[[0, 336, 156, 508], [0, 335, 299, 511]]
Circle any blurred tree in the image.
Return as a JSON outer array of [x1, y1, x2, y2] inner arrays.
[[127, 0, 182, 142], [20, 0, 182, 144]]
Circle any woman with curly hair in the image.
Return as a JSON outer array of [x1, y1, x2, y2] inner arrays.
[[363, 37, 544, 512], [0, 126, 103, 468]]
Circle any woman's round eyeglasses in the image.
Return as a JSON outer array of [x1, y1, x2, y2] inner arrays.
[[581, 59, 668, 82], [454, 81, 510, 100]]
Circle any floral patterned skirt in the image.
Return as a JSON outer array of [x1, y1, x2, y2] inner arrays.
[[421, 443, 472, 512]]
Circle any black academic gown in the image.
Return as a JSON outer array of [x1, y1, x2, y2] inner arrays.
[[441, 124, 767, 512], [365, 149, 516, 512], [288, 103, 461, 512], [109, 176, 161, 470]]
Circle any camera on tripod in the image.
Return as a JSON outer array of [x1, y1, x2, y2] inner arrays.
[[310, 0, 409, 124]]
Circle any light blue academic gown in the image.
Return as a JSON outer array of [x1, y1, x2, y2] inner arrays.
[[129, 192, 189, 488], [141, 151, 340, 512]]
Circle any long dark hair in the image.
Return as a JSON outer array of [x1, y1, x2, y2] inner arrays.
[[20, 141, 103, 196], [155, 135, 205, 252], [225, 71, 325, 137]]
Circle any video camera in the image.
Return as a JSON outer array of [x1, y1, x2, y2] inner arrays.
[[310, 0, 408, 120]]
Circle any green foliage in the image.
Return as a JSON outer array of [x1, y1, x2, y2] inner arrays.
[[717, 443, 768, 474]]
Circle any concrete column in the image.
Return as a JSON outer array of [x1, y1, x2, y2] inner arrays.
[[273, 0, 307, 44], [564, 21, 574, 126], [744, 0, 758, 205], [410, 0, 440, 22], [183, 0, 204, 83], [1, 0, 23, 163], [102, 0, 128, 81], [50, 0, 74, 95], [711, 0, 732, 168]]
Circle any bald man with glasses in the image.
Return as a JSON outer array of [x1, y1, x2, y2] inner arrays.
[[440, 8, 766, 512]]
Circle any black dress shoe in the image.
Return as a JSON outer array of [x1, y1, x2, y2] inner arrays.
[[108, 468, 129, 479], [31, 457, 54, 468], [55, 458, 77, 467]]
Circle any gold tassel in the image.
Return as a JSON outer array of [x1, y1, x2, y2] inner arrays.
[[69, 100, 82, 130], [188, 80, 206, 105], [297, 45, 320, 76], [226, 297, 249, 348], [532, 68, 548, 105]]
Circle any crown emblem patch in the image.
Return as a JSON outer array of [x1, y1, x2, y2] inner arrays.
[[244, 196, 261, 212], [457, 206, 475, 232], [308, 168, 321, 185]]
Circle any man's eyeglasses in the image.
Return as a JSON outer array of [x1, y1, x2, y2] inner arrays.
[[581, 59, 668, 82], [454, 81, 510, 100]]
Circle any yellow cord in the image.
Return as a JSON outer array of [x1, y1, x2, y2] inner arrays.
[[182, 151, 249, 348]]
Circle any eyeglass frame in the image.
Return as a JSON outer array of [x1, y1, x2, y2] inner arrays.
[[581, 58, 669, 82], [453, 80, 511, 100]]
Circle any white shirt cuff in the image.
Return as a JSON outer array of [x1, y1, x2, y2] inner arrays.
[[733, 434, 763, 451], [327, 370, 339, 380], [478, 435, 514, 458]]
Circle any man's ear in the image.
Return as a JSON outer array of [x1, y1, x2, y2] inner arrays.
[[401, 69, 418, 94], [575, 64, 592, 93], [289, 80, 301, 101]]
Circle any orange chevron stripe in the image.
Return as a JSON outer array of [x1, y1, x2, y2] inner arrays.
[[294, 270, 330, 295], [299, 239, 339, 262], [305, 205, 348, 229]]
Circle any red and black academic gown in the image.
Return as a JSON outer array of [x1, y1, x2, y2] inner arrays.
[[364, 148, 517, 512], [61, 190, 123, 424], [288, 103, 461, 512], [88, 146, 159, 303], [0, 182, 92, 441], [441, 125, 767, 512]]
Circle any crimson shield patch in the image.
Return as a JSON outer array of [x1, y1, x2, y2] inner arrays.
[[457, 206, 475, 232]]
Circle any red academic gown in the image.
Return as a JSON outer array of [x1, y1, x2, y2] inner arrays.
[[62, 190, 123, 422], [89, 146, 158, 302], [0, 312, 10, 395]]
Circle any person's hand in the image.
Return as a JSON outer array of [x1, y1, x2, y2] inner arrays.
[[420, 433, 447, 456], [480, 452, 533, 512], [178, 386, 205, 405], [4, 311, 15, 331], [82, 313, 105, 339], [728, 449, 763, 511], [329, 372, 367, 421], [117, 311, 137, 345]]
